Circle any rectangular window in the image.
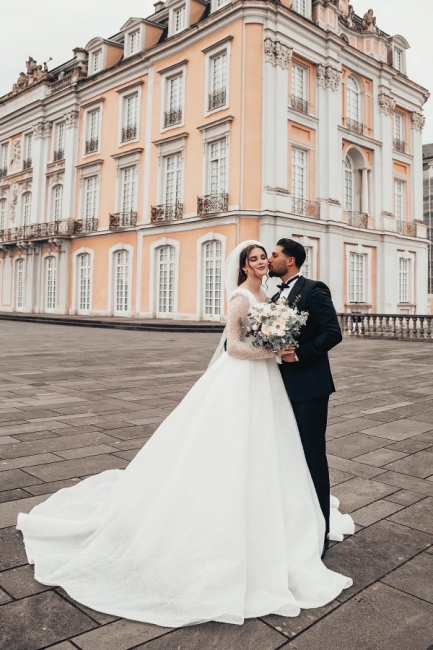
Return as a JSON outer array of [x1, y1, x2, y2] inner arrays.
[[84, 176, 98, 219], [398, 258, 409, 302], [22, 193, 32, 226], [208, 51, 228, 111], [23, 133, 32, 168], [122, 93, 138, 141], [158, 246, 175, 314], [86, 109, 100, 153], [54, 123, 66, 160], [302, 247, 312, 280], [292, 148, 306, 199], [204, 240, 222, 318], [174, 5, 186, 33], [208, 138, 227, 195], [394, 180, 405, 221], [121, 167, 136, 213], [46, 257, 57, 310], [79, 254, 91, 311], [164, 153, 183, 205], [394, 113, 403, 141], [394, 49, 403, 72], [53, 185, 63, 221], [0, 199, 6, 229], [1, 142, 8, 174], [216, 0, 230, 7], [349, 253, 365, 303], [128, 30, 140, 55], [16, 259, 24, 309], [93, 50, 102, 73], [164, 74, 183, 127], [293, 0, 307, 16], [291, 64, 308, 113]]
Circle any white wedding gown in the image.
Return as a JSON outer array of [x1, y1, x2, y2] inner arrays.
[[17, 288, 354, 627]]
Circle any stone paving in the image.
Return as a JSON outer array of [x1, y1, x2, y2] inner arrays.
[[0, 321, 433, 650]]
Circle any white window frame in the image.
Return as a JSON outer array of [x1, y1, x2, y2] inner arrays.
[[207, 137, 228, 196], [1, 142, 9, 174], [113, 249, 131, 315], [127, 28, 141, 57], [291, 235, 319, 281], [83, 175, 99, 220], [204, 38, 232, 117], [149, 238, 180, 318], [196, 232, 226, 320], [44, 255, 57, 312], [198, 116, 233, 199], [343, 156, 354, 211], [394, 48, 403, 73], [159, 62, 187, 132], [156, 245, 177, 316], [398, 257, 409, 303], [23, 133, 33, 168], [203, 239, 223, 320], [393, 112, 405, 146], [21, 192, 32, 226], [291, 147, 307, 200], [293, 0, 307, 17], [118, 85, 142, 145], [291, 62, 308, 101], [173, 5, 186, 34], [211, 0, 230, 11], [0, 198, 7, 230], [348, 252, 366, 303], [15, 257, 25, 311], [92, 49, 103, 74], [53, 122, 66, 160], [394, 179, 406, 222], [108, 243, 134, 317], [83, 102, 103, 156], [119, 166, 137, 213], [78, 160, 102, 220], [163, 152, 183, 206], [51, 184, 63, 222], [346, 75, 362, 124], [73, 247, 95, 315], [168, 1, 188, 37]]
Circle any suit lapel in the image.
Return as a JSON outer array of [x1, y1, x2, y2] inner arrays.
[[286, 276, 306, 307]]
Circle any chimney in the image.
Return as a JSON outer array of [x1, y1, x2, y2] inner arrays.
[[153, 1, 164, 12]]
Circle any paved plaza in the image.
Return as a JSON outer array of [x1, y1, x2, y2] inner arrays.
[[0, 322, 433, 650]]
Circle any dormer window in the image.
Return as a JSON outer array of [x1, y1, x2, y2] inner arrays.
[[293, 0, 306, 15], [390, 36, 409, 75], [394, 49, 403, 72], [92, 50, 103, 73], [128, 30, 140, 56], [174, 5, 186, 33]]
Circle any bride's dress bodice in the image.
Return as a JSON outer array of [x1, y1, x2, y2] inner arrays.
[[226, 289, 275, 361]]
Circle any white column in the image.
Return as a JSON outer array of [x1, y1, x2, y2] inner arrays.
[[377, 92, 395, 228], [261, 37, 292, 212], [411, 114, 424, 222], [315, 63, 343, 222], [63, 110, 79, 220], [31, 121, 51, 224], [361, 168, 369, 214]]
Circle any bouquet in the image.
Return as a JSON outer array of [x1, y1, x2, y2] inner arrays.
[[243, 299, 308, 352]]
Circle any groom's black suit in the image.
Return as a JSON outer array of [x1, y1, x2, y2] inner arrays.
[[272, 276, 342, 542]]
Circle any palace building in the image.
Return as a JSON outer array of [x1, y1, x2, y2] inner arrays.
[[0, 0, 429, 319]]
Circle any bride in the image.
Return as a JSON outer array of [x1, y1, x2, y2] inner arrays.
[[17, 240, 354, 628]]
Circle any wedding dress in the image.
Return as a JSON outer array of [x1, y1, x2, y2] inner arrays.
[[17, 287, 354, 627]]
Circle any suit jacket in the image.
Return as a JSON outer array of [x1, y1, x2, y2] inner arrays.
[[274, 277, 342, 403]]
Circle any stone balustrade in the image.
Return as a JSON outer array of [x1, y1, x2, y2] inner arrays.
[[339, 313, 433, 340]]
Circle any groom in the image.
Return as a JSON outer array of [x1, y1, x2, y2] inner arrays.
[[268, 238, 342, 556]]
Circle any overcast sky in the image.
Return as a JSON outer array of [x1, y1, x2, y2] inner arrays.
[[1, 0, 432, 142]]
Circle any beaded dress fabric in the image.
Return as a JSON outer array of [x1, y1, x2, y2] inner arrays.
[[17, 288, 353, 627]]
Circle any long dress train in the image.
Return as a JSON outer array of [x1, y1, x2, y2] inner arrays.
[[17, 288, 354, 627]]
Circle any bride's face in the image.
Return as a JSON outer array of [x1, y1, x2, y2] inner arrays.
[[244, 248, 269, 278]]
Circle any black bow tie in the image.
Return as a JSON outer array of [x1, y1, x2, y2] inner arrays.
[[277, 275, 299, 291]]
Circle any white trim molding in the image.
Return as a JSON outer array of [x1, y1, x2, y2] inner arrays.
[[108, 242, 134, 316], [149, 237, 180, 318]]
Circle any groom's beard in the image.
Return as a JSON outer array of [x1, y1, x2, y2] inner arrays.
[[268, 269, 284, 278]]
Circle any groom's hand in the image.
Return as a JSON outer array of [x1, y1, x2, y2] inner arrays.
[[280, 347, 298, 363]]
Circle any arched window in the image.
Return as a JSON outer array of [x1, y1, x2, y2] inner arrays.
[[78, 253, 91, 312], [45, 256, 57, 311], [15, 258, 25, 310], [114, 250, 130, 314], [157, 246, 175, 314], [203, 240, 222, 319], [0, 199, 6, 230], [22, 192, 32, 226], [52, 185, 63, 222], [343, 157, 354, 211], [347, 76, 360, 123]]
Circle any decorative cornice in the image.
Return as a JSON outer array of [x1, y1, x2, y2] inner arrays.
[[316, 64, 341, 91], [116, 80, 145, 93], [378, 93, 396, 117], [410, 112, 425, 132], [264, 38, 292, 70], [111, 147, 144, 159], [152, 132, 189, 147], [197, 115, 234, 132], [156, 59, 188, 76], [201, 36, 233, 54]]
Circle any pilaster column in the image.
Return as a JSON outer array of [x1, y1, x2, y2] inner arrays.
[[262, 37, 292, 211], [63, 110, 79, 219], [315, 63, 342, 221], [361, 168, 369, 214], [377, 92, 395, 226], [32, 121, 52, 223], [411, 111, 425, 223]]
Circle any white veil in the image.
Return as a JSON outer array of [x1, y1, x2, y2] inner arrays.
[[208, 239, 264, 367]]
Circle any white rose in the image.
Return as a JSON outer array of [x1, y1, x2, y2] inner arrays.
[[261, 324, 272, 336]]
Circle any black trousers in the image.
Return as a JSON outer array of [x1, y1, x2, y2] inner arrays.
[[290, 396, 330, 541]]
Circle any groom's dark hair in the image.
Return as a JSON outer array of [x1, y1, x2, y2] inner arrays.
[[277, 238, 306, 269]]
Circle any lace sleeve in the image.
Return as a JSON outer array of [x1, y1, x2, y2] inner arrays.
[[227, 293, 276, 361]]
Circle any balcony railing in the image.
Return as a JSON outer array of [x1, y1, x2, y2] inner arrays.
[[0, 218, 74, 243], [50, 74, 73, 93], [393, 138, 406, 153], [164, 108, 182, 128], [109, 211, 137, 229], [396, 220, 416, 236], [53, 149, 65, 162], [121, 125, 137, 142], [339, 313, 433, 340], [151, 202, 183, 223], [85, 138, 99, 154], [346, 118, 364, 135], [208, 88, 226, 111], [291, 95, 308, 114], [23, 158, 32, 171], [291, 198, 320, 219], [197, 193, 229, 216], [0, 167, 7, 180], [74, 218, 98, 234], [346, 211, 368, 228]]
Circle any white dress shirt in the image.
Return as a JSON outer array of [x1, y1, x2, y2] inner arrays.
[[279, 272, 303, 302]]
